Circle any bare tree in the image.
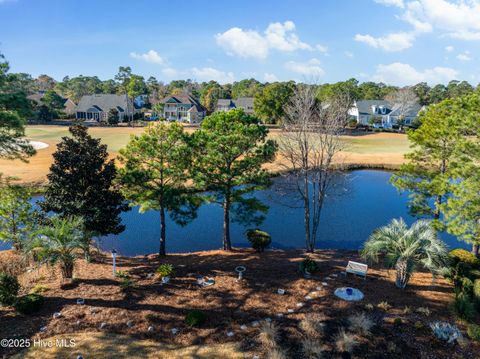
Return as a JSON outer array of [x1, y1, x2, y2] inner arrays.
[[279, 84, 348, 252], [386, 87, 419, 125]]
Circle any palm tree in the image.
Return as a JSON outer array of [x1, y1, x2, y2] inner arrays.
[[362, 218, 448, 289], [28, 216, 84, 280]]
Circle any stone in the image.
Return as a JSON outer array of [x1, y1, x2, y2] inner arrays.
[[331, 274, 338, 278], [251, 321, 259, 327], [90, 307, 99, 314], [126, 320, 134, 328], [321, 282, 328, 286], [296, 302, 304, 307], [76, 320, 81, 325], [226, 331, 234, 337], [276, 313, 284, 318], [171, 328, 178, 335], [316, 286, 322, 291], [148, 326, 154, 332], [53, 312, 62, 319], [240, 325, 247, 330], [146, 273, 154, 279], [305, 296, 312, 300], [264, 317, 272, 322], [277, 288, 285, 295], [99, 322, 107, 329], [287, 309, 294, 313], [39, 326, 47, 332], [76, 298, 85, 305]]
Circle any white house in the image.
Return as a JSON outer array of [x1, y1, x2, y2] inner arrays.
[[161, 94, 206, 124], [349, 100, 422, 128]]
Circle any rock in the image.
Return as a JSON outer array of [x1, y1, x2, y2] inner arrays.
[[53, 312, 62, 319], [331, 274, 338, 278], [75, 320, 81, 325], [226, 331, 234, 337], [321, 282, 328, 286], [251, 321, 259, 327], [90, 307, 99, 314], [316, 286, 322, 291], [240, 325, 247, 330], [276, 313, 284, 318], [264, 317, 272, 322], [287, 309, 294, 313], [148, 326, 154, 332], [76, 298, 85, 305], [277, 288, 285, 295], [171, 328, 178, 335], [305, 295, 312, 300], [296, 302, 304, 307], [126, 320, 134, 328], [99, 322, 107, 329], [39, 326, 47, 332]]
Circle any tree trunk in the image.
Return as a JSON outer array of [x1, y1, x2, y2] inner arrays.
[[303, 173, 312, 252], [434, 195, 442, 220], [223, 194, 232, 251], [159, 205, 166, 256], [395, 259, 410, 289], [472, 243, 479, 258], [61, 260, 74, 279]]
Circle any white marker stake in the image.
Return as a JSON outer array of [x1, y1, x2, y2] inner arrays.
[[112, 249, 117, 277]]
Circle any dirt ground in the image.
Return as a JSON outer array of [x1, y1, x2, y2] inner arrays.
[[0, 248, 477, 359], [0, 126, 408, 185]]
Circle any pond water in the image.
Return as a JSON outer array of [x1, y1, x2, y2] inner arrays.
[[0, 170, 466, 256]]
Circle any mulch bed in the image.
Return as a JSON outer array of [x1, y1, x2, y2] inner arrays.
[[0, 248, 478, 358]]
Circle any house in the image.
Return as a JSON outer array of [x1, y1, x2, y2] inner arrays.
[[216, 97, 255, 115], [63, 98, 77, 116], [161, 94, 206, 124], [349, 100, 422, 128], [75, 94, 137, 122]]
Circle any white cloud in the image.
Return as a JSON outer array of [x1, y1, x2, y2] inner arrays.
[[264, 73, 279, 82], [445, 45, 454, 52], [372, 62, 458, 85], [316, 44, 329, 54], [402, 0, 480, 40], [215, 21, 319, 59], [374, 0, 404, 8], [457, 51, 472, 61], [354, 32, 415, 51], [191, 67, 235, 84], [284, 58, 325, 76], [129, 50, 165, 65], [345, 51, 354, 58]]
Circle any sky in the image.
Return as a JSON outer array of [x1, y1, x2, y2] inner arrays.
[[0, 0, 479, 86]]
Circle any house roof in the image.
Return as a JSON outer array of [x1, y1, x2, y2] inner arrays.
[[217, 99, 234, 107], [76, 94, 131, 113], [389, 102, 423, 117], [355, 100, 391, 115], [234, 97, 254, 109], [161, 94, 206, 113]]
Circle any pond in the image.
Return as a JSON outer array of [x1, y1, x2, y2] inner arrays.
[[0, 170, 465, 256]]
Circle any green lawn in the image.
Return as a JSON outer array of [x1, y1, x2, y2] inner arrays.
[[342, 134, 411, 154]]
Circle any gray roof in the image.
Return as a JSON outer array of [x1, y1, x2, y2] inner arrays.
[[162, 94, 206, 113], [389, 102, 423, 117], [355, 100, 391, 115], [234, 97, 254, 109], [217, 99, 235, 107], [76, 94, 130, 113]]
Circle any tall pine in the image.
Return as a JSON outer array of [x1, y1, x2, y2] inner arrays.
[[41, 125, 128, 256]]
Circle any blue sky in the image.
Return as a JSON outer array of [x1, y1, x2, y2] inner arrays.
[[0, 0, 479, 85]]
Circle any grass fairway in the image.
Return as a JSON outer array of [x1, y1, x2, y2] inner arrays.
[[12, 332, 249, 359], [0, 125, 410, 185]]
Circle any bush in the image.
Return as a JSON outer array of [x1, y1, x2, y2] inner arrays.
[[185, 310, 206, 327], [468, 324, 480, 342], [246, 229, 271, 252], [430, 321, 461, 344], [299, 257, 319, 274], [14, 294, 44, 315], [29, 284, 48, 294], [474, 279, 480, 302], [155, 264, 175, 278], [450, 294, 475, 321], [348, 312, 374, 335], [449, 249, 480, 268], [393, 318, 403, 326], [0, 273, 20, 306]]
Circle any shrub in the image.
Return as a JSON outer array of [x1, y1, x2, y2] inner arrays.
[[116, 271, 130, 279], [450, 294, 475, 321], [467, 324, 480, 342], [15, 294, 44, 315], [246, 229, 271, 252], [348, 312, 374, 335], [430, 321, 461, 344], [299, 314, 324, 339], [474, 279, 480, 303], [415, 307, 431, 317], [393, 318, 402, 326], [119, 277, 134, 292], [377, 301, 391, 311], [449, 249, 480, 268], [301, 339, 323, 359], [299, 257, 319, 274], [258, 321, 278, 348], [414, 321, 424, 330], [185, 310, 206, 327], [456, 276, 474, 297], [29, 284, 48, 294], [364, 303, 374, 311], [0, 273, 20, 306], [334, 328, 357, 353], [402, 306, 412, 315], [155, 264, 175, 278], [266, 348, 287, 359]]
